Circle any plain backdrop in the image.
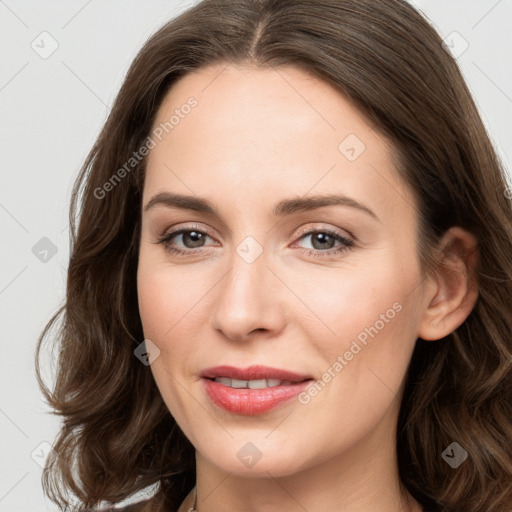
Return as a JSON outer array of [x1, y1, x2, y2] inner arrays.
[[1, 1, 511, 511]]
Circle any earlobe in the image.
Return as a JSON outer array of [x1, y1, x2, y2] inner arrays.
[[417, 226, 480, 342]]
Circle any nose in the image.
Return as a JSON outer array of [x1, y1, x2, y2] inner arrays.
[[210, 244, 286, 343]]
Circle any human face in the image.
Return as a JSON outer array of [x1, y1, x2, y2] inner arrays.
[[137, 63, 426, 477]]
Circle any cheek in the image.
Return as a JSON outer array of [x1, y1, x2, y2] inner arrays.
[[137, 257, 203, 422], [297, 260, 418, 393], [136, 251, 216, 409], [137, 247, 206, 340], [296, 267, 400, 344], [137, 261, 170, 342]]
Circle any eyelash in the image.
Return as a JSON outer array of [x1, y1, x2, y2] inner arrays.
[[155, 223, 355, 259]]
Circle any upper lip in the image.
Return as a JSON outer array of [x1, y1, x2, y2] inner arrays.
[[200, 365, 313, 382]]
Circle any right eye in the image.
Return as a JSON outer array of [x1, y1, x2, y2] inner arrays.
[[155, 224, 219, 256]]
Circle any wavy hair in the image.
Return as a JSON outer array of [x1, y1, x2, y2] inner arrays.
[[36, 0, 512, 510]]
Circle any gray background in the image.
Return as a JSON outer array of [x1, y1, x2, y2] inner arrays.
[[1, 1, 511, 510]]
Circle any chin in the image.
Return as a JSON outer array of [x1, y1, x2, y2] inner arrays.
[[194, 435, 319, 478]]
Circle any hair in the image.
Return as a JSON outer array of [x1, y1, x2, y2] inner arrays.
[[35, 0, 512, 510]]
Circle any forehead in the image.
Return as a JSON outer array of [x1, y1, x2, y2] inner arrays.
[[144, 63, 415, 226], [151, 63, 379, 151]]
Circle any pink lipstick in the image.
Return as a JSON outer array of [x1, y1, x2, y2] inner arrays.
[[200, 365, 313, 415]]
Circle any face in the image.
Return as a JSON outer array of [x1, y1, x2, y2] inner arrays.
[[137, 63, 428, 477]]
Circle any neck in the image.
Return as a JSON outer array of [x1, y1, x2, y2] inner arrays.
[[177, 411, 422, 512]]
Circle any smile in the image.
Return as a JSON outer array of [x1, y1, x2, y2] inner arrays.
[[212, 377, 292, 388]]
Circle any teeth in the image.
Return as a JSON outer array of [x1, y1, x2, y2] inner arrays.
[[214, 377, 232, 387], [248, 379, 268, 389], [231, 378, 248, 388], [212, 377, 294, 388]]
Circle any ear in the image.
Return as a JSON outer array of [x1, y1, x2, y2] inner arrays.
[[417, 226, 480, 341]]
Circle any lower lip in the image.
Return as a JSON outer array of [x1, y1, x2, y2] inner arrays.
[[202, 378, 313, 415]]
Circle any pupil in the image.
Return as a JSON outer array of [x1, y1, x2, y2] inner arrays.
[[185, 231, 204, 247], [312, 233, 334, 250]]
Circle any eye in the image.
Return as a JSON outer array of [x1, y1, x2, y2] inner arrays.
[[155, 224, 217, 256], [292, 228, 355, 259], [154, 224, 355, 259]]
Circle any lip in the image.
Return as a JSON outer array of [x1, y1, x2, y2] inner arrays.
[[200, 365, 314, 415], [200, 365, 312, 382]]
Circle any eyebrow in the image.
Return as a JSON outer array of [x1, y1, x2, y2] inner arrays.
[[143, 192, 380, 222]]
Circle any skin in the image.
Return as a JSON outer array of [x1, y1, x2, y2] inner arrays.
[[137, 63, 479, 512]]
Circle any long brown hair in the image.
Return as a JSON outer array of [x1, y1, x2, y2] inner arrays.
[[36, 0, 512, 510]]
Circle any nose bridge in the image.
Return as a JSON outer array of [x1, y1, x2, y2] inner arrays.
[[210, 234, 283, 339], [222, 236, 271, 310]]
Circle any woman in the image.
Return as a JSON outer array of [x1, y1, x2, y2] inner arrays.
[[36, 0, 512, 511]]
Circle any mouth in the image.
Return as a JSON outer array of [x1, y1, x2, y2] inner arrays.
[[207, 377, 302, 388], [200, 365, 314, 415], [200, 364, 313, 383]]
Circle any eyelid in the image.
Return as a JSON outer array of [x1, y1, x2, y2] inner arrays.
[[158, 222, 353, 244], [159, 222, 218, 241], [291, 223, 354, 244]]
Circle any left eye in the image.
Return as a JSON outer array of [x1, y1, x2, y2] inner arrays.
[[296, 230, 347, 250], [291, 229, 355, 258]]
